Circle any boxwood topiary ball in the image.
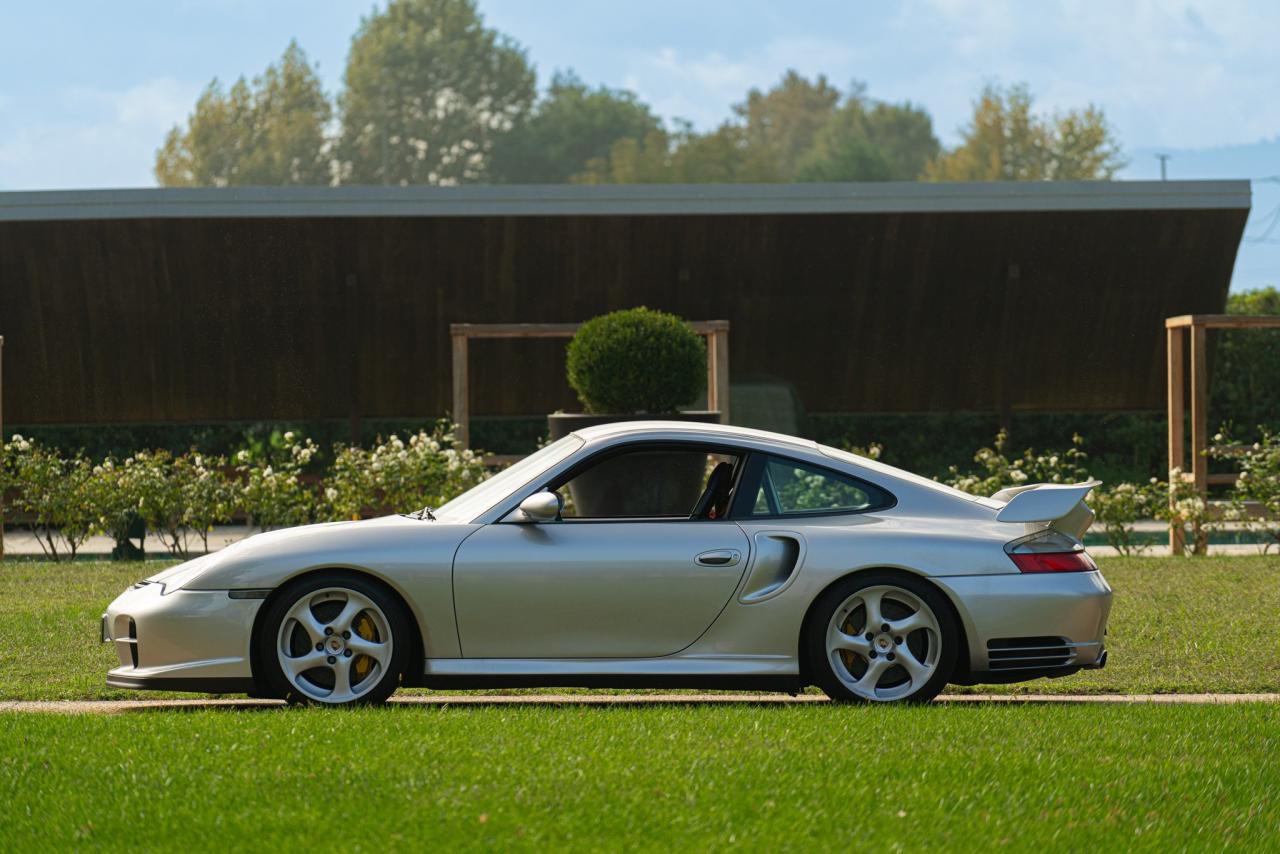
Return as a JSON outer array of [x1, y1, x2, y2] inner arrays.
[[566, 307, 707, 414]]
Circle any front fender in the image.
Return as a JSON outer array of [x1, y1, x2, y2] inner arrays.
[[179, 515, 478, 659]]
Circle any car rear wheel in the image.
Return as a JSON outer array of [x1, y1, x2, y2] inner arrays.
[[260, 572, 410, 706], [806, 573, 957, 703]]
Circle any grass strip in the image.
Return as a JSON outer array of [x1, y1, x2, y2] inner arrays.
[[0, 556, 1276, 700], [1, 702, 1276, 850]]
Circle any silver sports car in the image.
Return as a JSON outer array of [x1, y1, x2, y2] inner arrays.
[[103, 421, 1111, 705]]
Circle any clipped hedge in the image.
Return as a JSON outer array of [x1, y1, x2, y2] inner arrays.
[[566, 307, 705, 414]]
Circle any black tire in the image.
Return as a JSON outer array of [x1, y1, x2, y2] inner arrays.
[[258, 571, 412, 706], [805, 571, 958, 703]]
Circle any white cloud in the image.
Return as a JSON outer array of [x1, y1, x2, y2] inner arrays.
[[626, 36, 859, 130], [0, 78, 197, 189], [878, 0, 1280, 149], [612, 1, 1280, 150]]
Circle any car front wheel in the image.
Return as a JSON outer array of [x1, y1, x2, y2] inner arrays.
[[260, 572, 410, 706], [807, 572, 957, 703]]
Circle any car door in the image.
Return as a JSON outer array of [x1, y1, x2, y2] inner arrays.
[[452, 444, 751, 658]]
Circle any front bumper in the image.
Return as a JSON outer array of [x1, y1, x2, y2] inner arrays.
[[102, 580, 263, 693], [936, 569, 1112, 681]]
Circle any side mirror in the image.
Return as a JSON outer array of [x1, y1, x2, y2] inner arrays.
[[511, 490, 561, 523]]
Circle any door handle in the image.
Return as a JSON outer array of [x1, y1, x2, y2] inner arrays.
[[695, 549, 741, 567]]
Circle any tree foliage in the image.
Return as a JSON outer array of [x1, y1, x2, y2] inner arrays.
[[578, 72, 939, 185], [337, 0, 535, 185], [926, 83, 1125, 181], [489, 71, 660, 184], [1212, 287, 1280, 437], [798, 95, 939, 181], [732, 71, 842, 181], [155, 41, 331, 187]]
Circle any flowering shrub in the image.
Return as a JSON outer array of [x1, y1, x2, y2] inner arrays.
[[322, 424, 489, 520], [143, 451, 243, 557], [2, 435, 97, 560], [1154, 467, 1228, 555], [175, 453, 241, 553], [236, 431, 318, 530], [323, 443, 375, 521], [842, 441, 884, 461], [1091, 480, 1163, 555], [942, 430, 1091, 496], [2, 424, 491, 556], [91, 453, 163, 559], [1214, 431, 1280, 553]]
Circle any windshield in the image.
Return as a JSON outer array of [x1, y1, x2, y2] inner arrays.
[[434, 434, 585, 522]]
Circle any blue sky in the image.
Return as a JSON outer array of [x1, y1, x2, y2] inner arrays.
[[1, 0, 1277, 288]]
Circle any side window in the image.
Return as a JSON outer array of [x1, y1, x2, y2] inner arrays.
[[555, 446, 741, 520], [750, 456, 890, 516]]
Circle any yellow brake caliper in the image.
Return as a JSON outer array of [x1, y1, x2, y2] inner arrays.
[[353, 614, 377, 682]]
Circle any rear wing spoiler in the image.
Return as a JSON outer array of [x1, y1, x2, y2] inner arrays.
[[991, 481, 1100, 539]]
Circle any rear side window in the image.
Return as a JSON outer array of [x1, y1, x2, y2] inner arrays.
[[748, 456, 892, 517]]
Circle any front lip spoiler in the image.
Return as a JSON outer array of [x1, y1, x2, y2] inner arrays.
[[106, 674, 257, 693]]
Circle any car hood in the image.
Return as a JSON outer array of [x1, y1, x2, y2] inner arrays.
[[152, 515, 477, 592]]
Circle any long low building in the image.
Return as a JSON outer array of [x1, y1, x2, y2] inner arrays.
[[0, 180, 1250, 428]]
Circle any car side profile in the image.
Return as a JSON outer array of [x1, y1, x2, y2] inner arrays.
[[103, 421, 1112, 705]]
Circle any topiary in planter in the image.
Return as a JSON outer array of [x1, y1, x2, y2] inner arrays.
[[566, 307, 706, 414]]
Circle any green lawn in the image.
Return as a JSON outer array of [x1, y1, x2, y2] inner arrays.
[[2, 703, 1277, 850], [0, 556, 1277, 700]]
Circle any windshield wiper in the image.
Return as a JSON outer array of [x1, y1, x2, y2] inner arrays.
[[410, 506, 437, 521]]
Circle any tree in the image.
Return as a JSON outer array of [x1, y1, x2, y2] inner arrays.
[[797, 93, 939, 182], [926, 83, 1125, 181], [1212, 286, 1280, 437], [575, 123, 749, 184], [337, 0, 535, 185], [155, 41, 331, 186], [489, 71, 660, 184], [731, 71, 842, 181], [577, 72, 939, 185], [576, 71, 838, 184]]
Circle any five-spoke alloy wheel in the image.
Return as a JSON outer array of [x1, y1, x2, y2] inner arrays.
[[259, 572, 411, 706], [807, 572, 957, 703]]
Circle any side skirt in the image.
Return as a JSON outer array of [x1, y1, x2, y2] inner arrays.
[[414, 674, 803, 693], [408, 656, 802, 693]]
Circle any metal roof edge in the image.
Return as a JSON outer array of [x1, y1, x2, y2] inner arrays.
[[0, 180, 1252, 222]]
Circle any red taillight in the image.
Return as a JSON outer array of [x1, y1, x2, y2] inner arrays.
[[1008, 551, 1097, 573]]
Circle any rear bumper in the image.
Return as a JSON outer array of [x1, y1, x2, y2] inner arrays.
[[936, 569, 1112, 678], [102, 580, 262, 693]]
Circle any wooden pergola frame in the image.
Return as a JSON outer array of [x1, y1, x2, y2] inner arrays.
[[450, 320, 730, 453], [1166, 314, 1280, 554]]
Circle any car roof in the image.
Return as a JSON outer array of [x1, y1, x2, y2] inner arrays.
[[572, 420, 992, 510], [571, 419, 818, 451]]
